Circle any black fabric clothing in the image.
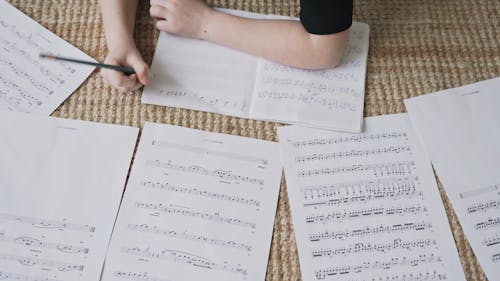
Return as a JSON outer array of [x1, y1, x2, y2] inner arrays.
[[300, 0, 353, 35]]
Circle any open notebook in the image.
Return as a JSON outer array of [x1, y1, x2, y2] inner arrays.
[[142, 9, 369, 132]]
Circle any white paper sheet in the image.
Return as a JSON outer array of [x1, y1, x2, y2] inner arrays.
[[142, 9, 369, 132], [250, 22, 369, 132], [404, 77, 500, 280], [102, 123, 282, 281], [278, 114, 466, 281], [0, 111, 138, 281], [0, 0, 95, 114]]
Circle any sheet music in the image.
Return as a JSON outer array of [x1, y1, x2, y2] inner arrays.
[[250, 22, 369, 132], [405, 77, 500, 280], [0, 111, 138, 281], [102, 123, 282, 281], [142, 8, 369, 132], [0, 0, 95, 114], [142, 9, 264, 117], [278, 114, 466, 281]]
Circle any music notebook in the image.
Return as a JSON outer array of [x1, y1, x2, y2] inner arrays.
[[278, 114, 466, 281], [142, 9, 369, 132], [0, 0, 95, 114], [0, 111, 138, 281]]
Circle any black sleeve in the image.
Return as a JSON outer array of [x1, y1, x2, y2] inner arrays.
[[299, 0, 353, 35]]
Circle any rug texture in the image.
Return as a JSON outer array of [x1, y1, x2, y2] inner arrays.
[[6, 0, 499, 280]]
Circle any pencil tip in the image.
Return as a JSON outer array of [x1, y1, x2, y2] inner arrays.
[[39, 53, 55, 60]]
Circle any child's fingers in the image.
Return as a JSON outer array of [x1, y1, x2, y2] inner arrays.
[[150, 0, 171, 9], [150, 5, 168, 19], [156, 20, 172, 33], [102, 69, 142, 92], [126, 54, 150, 85]]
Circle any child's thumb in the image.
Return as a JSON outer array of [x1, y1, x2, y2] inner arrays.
[[127, 54, 150, 85]]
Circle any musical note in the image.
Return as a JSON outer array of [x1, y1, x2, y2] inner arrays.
[[256, 90, 357, 112], [306, 204, 426, 224], [292, 132, 407, 148], [467, 199, 500, 213], [260, 76, 361, 98], [492, 253, 500, 263], [315, 254, 441, 280], [140, 180, 260, 207], [0, 1, 94, 114], [127, 223, 252, 252], [134, 201, 256, 229], [0, 57, 54, 95], [0, 213, 95, 232], [301, 177, 420, 206], [102, 122, 281, 281], [482, 234, 500, 247], [475, 217, 500, 230], [0, 271, 60, 281], [121, 246, 247, 276], [298, 161, 416, 177], [278, 117, 465, 281], [295, 146, 411, 163], [146, 159, 264, 185], [0, 253, 84, 272], [309, 222, 433, 242], [0, 232, 89, 254], [113, 271, 171, 281], [312, 238, 437, 258], [351, 271, 447, 281]]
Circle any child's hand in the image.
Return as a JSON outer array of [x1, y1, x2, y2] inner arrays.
[[150, 0, 212, 39], [101, 47, 150, 93]]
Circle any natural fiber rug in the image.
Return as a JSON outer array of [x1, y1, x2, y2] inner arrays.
[[6, 0, 499, 280]]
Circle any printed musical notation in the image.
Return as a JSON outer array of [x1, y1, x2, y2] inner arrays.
[[0, 213, 95, 232], [121, 247, 247, 276], [113, 271, 171, 281], [134, 201, 256, 229], [301, 177, 422, 207], [292, 132, 407, 148], [404, 78, 500, 280], [305, 204, 426, 224], [295, 146, 411, 163], [102, 123, 281, 281], [0, 271, 60, 281], [309, 222, 433, 242], [0, 0, 94, 114], [315, 254, 441, 279], [312, 238, 437, 258], [467, 199, 500, 213], [250, 22, 369, 132], [278, 115, 466, 281], [0, 253, 84, 272], [146, 160, 264, 185], [127, 224, 252, 252], [0, 232, 89, 254], [475, 217, 500, 230], [298, 161, 415, 177], [483, 234, 500, 247], [140, 180, 261, 207], [0, 111, 139, 281]]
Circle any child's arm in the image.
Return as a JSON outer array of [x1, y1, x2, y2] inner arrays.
[[149, 0, 351, 69], [99, 0, 150, 92]]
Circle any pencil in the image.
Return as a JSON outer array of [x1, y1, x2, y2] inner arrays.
[[39, 53, 136, 75]]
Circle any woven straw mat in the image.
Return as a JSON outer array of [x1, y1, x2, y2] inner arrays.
[[5, 0, 500, 280]]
